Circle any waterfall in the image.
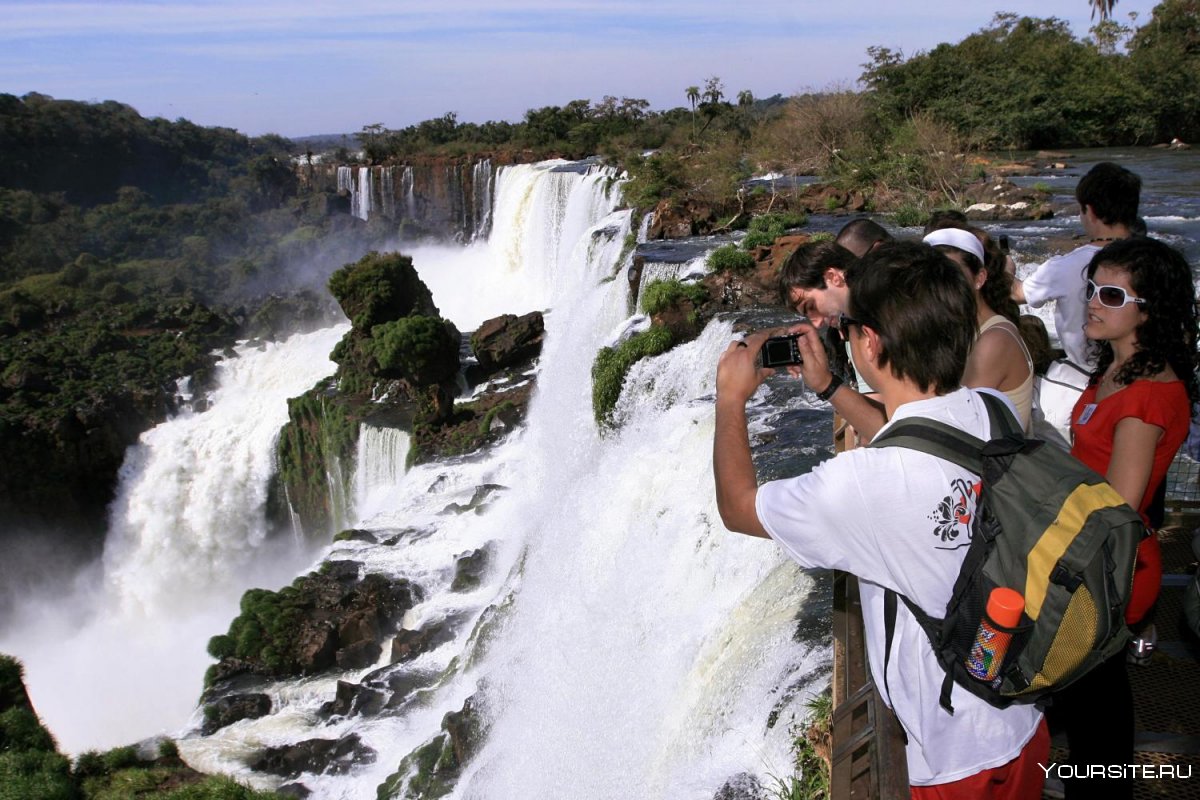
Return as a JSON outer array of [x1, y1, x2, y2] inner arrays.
[[354, 166, 372, 221], [471, 158, 494, 240], [177, 161, 827, 799], [353, 424, 410, 523], [380, 166, 395, 219], [401, 166, 415, 221], [0, 325, 349, 753]]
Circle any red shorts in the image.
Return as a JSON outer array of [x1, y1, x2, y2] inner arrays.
[[910, 719, 1049, 800]]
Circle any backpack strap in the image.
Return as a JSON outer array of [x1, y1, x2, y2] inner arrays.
[[881, 590, 910, 744], [884, 588, 959, 715]]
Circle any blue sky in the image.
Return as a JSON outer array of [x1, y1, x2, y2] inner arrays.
[[0, 1, 1163, 139]]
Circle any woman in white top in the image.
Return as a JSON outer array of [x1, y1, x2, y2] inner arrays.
[[924, 226, 1036, 431]]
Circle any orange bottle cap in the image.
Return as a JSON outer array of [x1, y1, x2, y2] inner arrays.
[[987, 587, 1025, 627]]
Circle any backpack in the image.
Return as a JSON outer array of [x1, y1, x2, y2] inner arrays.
[[871, 390, 1145, 712]]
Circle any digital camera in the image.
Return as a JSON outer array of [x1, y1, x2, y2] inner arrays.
[[760, 334, 803, 368]]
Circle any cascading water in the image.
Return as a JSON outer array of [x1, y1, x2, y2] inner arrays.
[[178, 160, 830, 799], [0, 325, 349, 753], [353, 425, 411, 523]]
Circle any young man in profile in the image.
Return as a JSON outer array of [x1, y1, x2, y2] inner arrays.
[[1013, 162, 1141, 436], [714, 242, 1047, 798]]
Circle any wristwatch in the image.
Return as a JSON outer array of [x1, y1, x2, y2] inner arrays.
[[815, 374, 843, 402]]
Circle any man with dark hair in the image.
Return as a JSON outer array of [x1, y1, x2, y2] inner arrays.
[[835, 216, 893, 257], [1012, 161, 1142, 437], [714, 241, 1047, 798]]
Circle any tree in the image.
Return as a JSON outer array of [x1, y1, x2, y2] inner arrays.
[[1091, 0, 1118, 19], [686, 85, 700, 139]]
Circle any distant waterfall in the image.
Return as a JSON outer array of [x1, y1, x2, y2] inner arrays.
[[401, 166, 415, 220], [471, 158, 494, 240], [0, 325, 350, 753]]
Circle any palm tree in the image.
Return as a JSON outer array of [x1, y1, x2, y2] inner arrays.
[[686, 85, 700, 139], [1090, 0, 1117, 20]]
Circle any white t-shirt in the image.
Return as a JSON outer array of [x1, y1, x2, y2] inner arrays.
[[1021, 243, 1099, 370], [755, 388, 1042, 786]]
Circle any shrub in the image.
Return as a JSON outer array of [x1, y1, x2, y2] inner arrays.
[[889, 202, 926, 228], [639, 279, 709, 316], [706, 244, 756, 273], [591, 326, 674, 424], [369, 316, 460, 384]]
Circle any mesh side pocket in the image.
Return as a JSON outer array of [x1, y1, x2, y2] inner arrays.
[[1028, 587, 1098, 691]]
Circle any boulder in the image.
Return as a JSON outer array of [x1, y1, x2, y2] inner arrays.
[[323, 680, 387, 718], [201, 693, 272, 735], [962, 179, 1054, 221], [250, 733, 376, 778], [335, 640, 382, 671], [451, 546, 492, 592], [469, 312, 545, 377]]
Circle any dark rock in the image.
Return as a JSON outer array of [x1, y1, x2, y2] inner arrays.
[[322, 680, 387, 718], [713, 772, 764, 800], [250, 733, 376, 778], [201, 693, 272, 735], [333, 529, 378, 544], [440, 483, 505, 515], [335, 640, 382, 670], [390, 623, 446, 663], [294, 624, 339, 674], [451, 546, 492, 592], [322, 559, 362, 583], [442, 693, 486, 768], [468, 312, 544, 377], [381, 668, 440, 709], [277, 783, 312, 798]]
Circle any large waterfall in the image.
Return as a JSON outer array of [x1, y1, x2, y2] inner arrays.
[[0, 326, 348, 753], [3, 159, 831, 798]]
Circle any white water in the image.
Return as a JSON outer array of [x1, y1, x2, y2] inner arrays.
[[0, 325, 348, 753], [353, 425, 410, 523], [177, 162, 826, 799], [3, 160, 828, 797]]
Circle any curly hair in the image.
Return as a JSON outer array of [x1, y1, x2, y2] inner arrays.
[[1086, 238, 1200, 405]]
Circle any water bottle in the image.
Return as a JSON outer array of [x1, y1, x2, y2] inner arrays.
[[965, 587, 1025, 683]]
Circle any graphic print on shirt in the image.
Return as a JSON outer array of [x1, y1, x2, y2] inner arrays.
[[928, 477, 981, 549]]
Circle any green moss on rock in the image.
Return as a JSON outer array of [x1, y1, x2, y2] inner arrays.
[[591, 326, 674, 425]]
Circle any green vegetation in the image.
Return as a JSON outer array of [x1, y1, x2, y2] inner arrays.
[[769, 690, 833, 800], [370, 316, 460, 384], [639, 279, 709, 316], [206, 585, 309, 676], [863, 6, 1200, 148], [706, 244, 757, 273], [591, 326, 675, 425], [741, 211, 810, 250]]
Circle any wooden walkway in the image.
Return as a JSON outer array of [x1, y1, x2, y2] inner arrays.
[[829, 456, 1200, 799]]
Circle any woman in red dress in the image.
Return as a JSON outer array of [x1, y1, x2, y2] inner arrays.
[[1051, 237, 1199, 799]]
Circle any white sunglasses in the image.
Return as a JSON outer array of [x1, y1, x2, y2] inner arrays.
[[1086, 279, 1146, 309]]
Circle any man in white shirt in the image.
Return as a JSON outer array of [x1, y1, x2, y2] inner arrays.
[[715, 241, 1047, 797], [1013, 163, 1141, 438]]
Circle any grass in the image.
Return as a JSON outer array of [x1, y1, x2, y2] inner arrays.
[[767, 690, 832, 800]]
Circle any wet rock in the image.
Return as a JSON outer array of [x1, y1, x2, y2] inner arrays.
[[322, 559, 362, 583], [250, 733, 376, 778], [277, 783, 312, 798], [440, 483, 505, 515], [390, 621, 452, 663], [468, 312, 544, 378], [322, 680, 387, 718], [451, 546, 492, 592], [333, 529, 378, 544], [201, 693, 272, 735], [713, 772, 764, 800], [335, 639, 382, 670], [442, 693, 487, 768]]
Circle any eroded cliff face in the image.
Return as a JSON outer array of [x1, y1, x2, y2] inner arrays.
[[298, 153, 534, 241]]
